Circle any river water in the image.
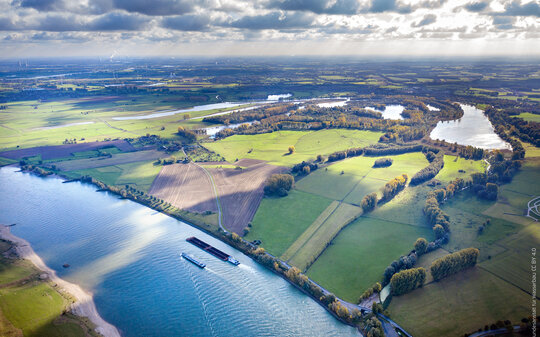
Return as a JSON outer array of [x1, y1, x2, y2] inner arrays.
[[0, 166, 358, 337], [430, 104, 511, 150]]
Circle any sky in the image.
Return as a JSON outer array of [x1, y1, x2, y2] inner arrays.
[[1, 0, 539, 58]]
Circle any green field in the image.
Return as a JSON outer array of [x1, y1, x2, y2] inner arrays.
[[388, 157, 540, 337], [0, 240, 98, 337], [287, 202, 362, 271], [388, 267, 530, 337], [65, 160, 163, 192], [306, 216, 432, 302], [245, 190, 333, 256], [0, 97, 245, 151], [296, 152, 428, 202], [435, 155, 486, 182], [513, 112, 540, 122], [203, 129, 383, 166]]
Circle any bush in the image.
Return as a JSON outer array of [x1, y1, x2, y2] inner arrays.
[[361, 192, 378, 212], [373, 158, 393, 168]]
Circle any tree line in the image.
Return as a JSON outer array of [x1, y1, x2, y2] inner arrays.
[[381, 174, 408, 201], [390, 267, 426, 296], [430, 248, 479, 281], [410, 151, 444, 185]]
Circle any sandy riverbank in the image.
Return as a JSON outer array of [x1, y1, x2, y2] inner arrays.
[[0, 225, 121, 337]]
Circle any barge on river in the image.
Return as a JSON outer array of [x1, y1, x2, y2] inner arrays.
[[181, 252, 206, 268], [186, 236, 240, 266]]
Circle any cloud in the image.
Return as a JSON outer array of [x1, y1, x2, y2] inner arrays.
[[15, 0, 63, 11], [88, 12, 150, 31], [227, 11, 315, 30], [369, 0, 411, 13], [265, 0, 361, 15], [463, 1, 489, 12], [496, 0, 540, 17], [12, 12, 151, 31], [111, 0, 195, 16], [492, 16, 515, 30], [411, 14, 437, 27], [162, 14, 211, 31]]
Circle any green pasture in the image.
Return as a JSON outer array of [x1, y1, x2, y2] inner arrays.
[[65, 160, 162, 192], [435, 155, 486, 182], [296, 152, 428, 202], [287, 202, 362, 271], [245, 190, 333, 256], [306, 216, 432, 302], [388, 267, 530, 337], [203, 129, 383, 166], [513, 112, 540, 123]]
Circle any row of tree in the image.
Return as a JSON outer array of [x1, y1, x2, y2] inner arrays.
[[410, 151, 444, 185], [390, 267, 426, 296], [430, 248, 479, 281], [381, 174, 408, 201]]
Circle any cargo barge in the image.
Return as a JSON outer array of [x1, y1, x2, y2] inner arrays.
[[181, 252, 206, 268], [186, 236, 240, 266]]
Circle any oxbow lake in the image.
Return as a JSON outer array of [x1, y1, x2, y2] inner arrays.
[[0, 166, 359, 337], [430, 104, 511, 150]]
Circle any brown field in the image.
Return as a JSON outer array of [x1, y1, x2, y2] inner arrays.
[[0, 140, 135, 160], [149, 158, 285, 233], [53, 149, 167, 171], [149, 163, 218, 214], [209, 159, 286, 233]]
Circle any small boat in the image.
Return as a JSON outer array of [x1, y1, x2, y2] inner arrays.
[[227, 257, 240, 266], [181, 253, 206, 268]]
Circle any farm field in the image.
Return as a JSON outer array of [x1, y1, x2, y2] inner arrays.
[[513, 112, 540, 122], [203, 129, 383, 166], [388, 267, 530, 337], [0, 97, 251, 150], [287, 202, 362, 271], [208, 159, 286, 233], [295, 152, 428, 202], [65, 160, 163, 192], [388, 157, 540, 337], [306, 216, 433, 302], [149, 163, 218, 213], [53, 149, 167, 171], [0, 240, 98, 337], [245, 190, 334, 256]]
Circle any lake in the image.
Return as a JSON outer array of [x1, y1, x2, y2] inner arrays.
[[112, 102, 246, 121], [0, 166, 359, 337], [430, 104, 511, 150], [365, 105, 405, 120]]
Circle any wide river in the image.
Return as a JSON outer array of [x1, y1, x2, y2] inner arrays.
[[0, 166, 358, 337]]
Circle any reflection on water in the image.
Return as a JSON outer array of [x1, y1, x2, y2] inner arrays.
[[430, 104, 511, 150], [0, 166, 359, 337], [112, 102, 245, 120], [365, 104, 405, 120]]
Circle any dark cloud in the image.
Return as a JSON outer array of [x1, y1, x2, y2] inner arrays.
[[265, 0, 361, 15], [88, 12, 150, 31], [111, 0, 195, 16], [463, 1, 489, 12], [14, 0, 63, 11], [369, 0, 412, 14], [162, 14, 211, 31], [411, 14, 437, 27], [0, 17, 17, 30], [496, 0, 540, 17], [227, 11, 314, 30]]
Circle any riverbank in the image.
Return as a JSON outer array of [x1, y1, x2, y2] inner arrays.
[[0, 224, 121, 337]]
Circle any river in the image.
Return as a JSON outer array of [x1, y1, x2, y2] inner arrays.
[[0, 166, 359, 337], [430, 104, 511, 150]]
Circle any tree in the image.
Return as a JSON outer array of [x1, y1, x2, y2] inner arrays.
[[288, 145, 295, 154], [414, 238, 428, 255], [302, 165, 311, 175], [430, 248, 479, 281], [390, 267, 426, 296], [361, 192, 378, 212], [433, 224, 445, 239]]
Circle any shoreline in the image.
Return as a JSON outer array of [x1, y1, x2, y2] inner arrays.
[[0, 224, 121, 337]]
